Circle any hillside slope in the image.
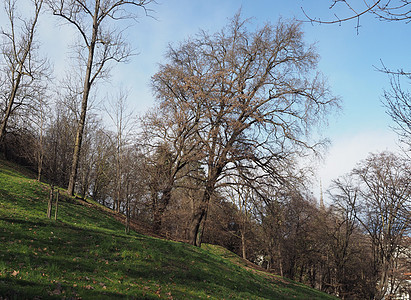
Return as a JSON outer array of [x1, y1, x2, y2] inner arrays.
[[0, 159, 337, 299]]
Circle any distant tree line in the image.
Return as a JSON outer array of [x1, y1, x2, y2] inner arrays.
[[0, 1, 410, 299]]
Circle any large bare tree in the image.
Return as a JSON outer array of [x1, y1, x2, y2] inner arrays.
[[47, 0, 153, 195], [0, 0, 49, 147], [152, 14, 339, 246]]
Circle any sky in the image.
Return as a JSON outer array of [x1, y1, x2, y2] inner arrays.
[[1, 0, 407, 202]]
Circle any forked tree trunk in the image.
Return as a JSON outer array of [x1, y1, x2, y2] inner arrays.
[[187, 187, 212, 246]]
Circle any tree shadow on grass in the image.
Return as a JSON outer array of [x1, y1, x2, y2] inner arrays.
[[0, 277, 142, 300]]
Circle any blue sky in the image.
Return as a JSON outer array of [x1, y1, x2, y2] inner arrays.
[[1, 0, 407, 200]]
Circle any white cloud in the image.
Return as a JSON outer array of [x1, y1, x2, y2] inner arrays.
[[314, 129, 401, 202]]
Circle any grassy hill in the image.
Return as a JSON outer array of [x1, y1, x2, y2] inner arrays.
[[0, 159, 338, 299]]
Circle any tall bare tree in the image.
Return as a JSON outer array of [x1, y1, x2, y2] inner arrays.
[[33, 93, 49, 181], [152, 14, 339, 246], [0, 0, 49, 147], [47, 0, 153, 195], [327, 176, 367, 298], [105, 90, 134, 212], [354, 152, 410, 299]]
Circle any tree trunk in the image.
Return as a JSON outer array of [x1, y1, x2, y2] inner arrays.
[[47, 185, 54, 218], [37, 153, 43, 182], [376, 256, 390, 300], [277, 243, 283, 277], [67, 79, 91, 196], [152, 188, 172, 234], [115, 140, 121, 212], [67, 0, 100, 196], [187, 187, 212, 246], [54, 190, 59, 220], [125, 196, 130, 234], [36, 103, 45, 182], [241, 230, 246, 260], [188, 206, 206, 246], [116, 182, 121, 213]]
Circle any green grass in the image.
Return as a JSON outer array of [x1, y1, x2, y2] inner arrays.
[[0, 159, 338, 299]]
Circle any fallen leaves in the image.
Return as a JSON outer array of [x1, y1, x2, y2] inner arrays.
[[99, 282, 107, 289], [50, 283, 63, 295]]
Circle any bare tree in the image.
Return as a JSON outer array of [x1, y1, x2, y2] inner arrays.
[[76, 113, 103, 199], [354, 152, 410, 299], [138, 100, 203, 234], [0, 0, 49, 147], [104, 90, 135, 212], [303, 1, 411, 151], [224, 180, 253, 260], [47, 0, 153, 195], [152, 14, 339, 246], [327, 176, 369, 299], [89, 127, 113, 205], [43, 99, 76, 187], [33, 94, 49, 181], [331, 152, 411, 299]]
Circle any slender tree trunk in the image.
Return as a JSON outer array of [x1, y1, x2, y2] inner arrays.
[[67, 0, 99, 196], [116, 163, 121, 213], [54, 190, 59, 220], [37, 150, 43, 182], [241, 230, 246, 260], [67, 78, 91, 196], [125, 196, 130, 234], [37, 101, 45, 182], [81, 174, 89, 199], [47, 185, 54, 218], [277, 243, 283, 277]]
